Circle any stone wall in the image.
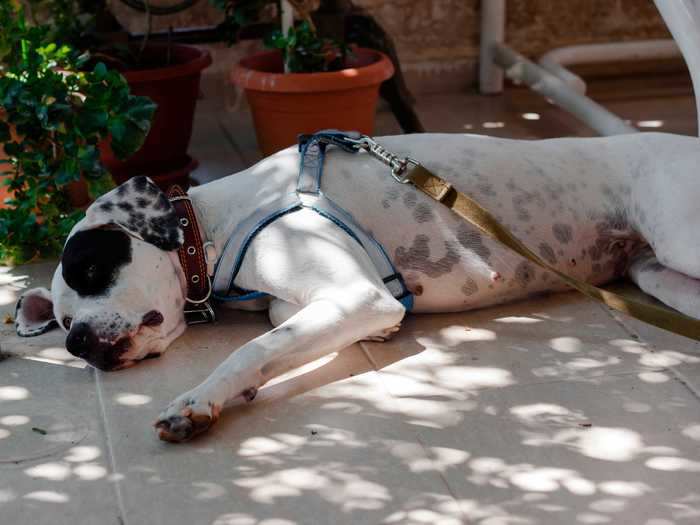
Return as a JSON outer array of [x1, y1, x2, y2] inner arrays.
[[109, 0, 671, 93]]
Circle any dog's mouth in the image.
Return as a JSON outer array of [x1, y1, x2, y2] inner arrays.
[[81, 337, 133, 371]]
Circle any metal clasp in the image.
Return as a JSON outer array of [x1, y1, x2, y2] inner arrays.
[[186, 274, 213, 304], [346, 135, 419, 184]]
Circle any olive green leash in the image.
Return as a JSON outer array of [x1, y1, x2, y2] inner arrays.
[[348, 134, 700, 342]]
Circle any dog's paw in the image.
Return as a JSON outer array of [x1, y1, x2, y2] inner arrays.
[[362, 322, 402, 343], [155, 392, 221, 443]]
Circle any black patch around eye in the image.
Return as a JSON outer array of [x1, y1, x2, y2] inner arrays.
[[62, 229, 132, 297]]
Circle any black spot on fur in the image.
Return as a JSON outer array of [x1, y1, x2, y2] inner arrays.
[[394, 235, 460, 278], [403, 191, 417, 208], [552, 223, 573, 244], [514, 261, 535, 287], [62, 229, 132, 296], [462, 277, 479, 296], [136, 197, 149, 208], [117, 202, 133, 212], [100, 201, 114, 212], [413, 203, 434, 223], [132, 176, 149, 192], [538, 243, 557, 265], [456, 225, 491, 263]]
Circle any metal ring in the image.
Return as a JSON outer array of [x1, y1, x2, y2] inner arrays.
[[187, 246, 196, 255], [185, 275, 212, 304], [180, 218, 189, 227], [191, 275, 200, 284]]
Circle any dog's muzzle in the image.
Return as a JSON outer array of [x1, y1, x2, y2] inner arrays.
[[66, 322, 131, 370]]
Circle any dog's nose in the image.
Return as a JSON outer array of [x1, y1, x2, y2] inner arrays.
[[66, 322, 98, 358]]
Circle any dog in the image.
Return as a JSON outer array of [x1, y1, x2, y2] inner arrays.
[[14, 131, 700, 442]]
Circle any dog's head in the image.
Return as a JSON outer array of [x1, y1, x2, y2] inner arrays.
[[15, 176, 189, 370]]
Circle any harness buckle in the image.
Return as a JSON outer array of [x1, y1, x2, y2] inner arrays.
[[346, 135, 420, 184], [184, 300, 216, 325], [391, 157, 420, 184]]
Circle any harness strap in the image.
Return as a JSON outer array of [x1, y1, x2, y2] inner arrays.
[[406, 163, 700, 342], [212, 130, 413, 310]]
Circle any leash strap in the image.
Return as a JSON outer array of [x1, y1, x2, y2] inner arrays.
[[168, 185, 216, 325], [405, 163, 700, 341]]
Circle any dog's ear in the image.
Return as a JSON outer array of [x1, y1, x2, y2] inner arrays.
[[15, 287, 59, 337], [82, 176, 183, 251]]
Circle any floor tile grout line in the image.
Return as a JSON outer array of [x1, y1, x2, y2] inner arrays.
[[358, 340, 380, 371], [358, 342, 471, 523], [669, 366, 700, 400], [216, 116, 252, 167], [94, 369, 129, 525], [598, 301, 700, 400]]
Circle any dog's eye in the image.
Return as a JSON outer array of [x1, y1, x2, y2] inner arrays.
[[63, 317, 73, 330]]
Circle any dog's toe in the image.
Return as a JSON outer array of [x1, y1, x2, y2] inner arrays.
[[155, 394, 221, 443], [156, 415, 195, 442], [155, 412, 216, 443]]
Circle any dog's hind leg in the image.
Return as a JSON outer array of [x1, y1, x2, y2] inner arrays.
[[628, 247, 700, 320]]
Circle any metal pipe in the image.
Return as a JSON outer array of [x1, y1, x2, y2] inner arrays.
[[493, 43, 638, 136], [479, 0, 506, 94], [654, 0, 700, 135], [540, 40, 680, 95]]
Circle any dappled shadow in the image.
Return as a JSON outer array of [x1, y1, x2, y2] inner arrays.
[[3, 260, 700, 523]]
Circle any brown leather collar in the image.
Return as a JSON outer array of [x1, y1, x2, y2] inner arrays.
[[167, 185, 215, 324]]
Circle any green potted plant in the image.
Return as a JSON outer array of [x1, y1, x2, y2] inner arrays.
[[0, 4, 156, 265], [28, 0, 212, 190], [215, 0, 394, 156]]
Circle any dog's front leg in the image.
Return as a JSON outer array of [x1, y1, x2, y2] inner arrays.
[[155, 289, 404, 442]]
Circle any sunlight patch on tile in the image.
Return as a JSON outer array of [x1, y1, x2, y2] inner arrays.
[[23, 490, 69, 503], [114, 393, 152, 406]]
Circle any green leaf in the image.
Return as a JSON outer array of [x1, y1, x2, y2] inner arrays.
[[93, 62, 107, 79], [77, 108, 108, 133], [54, 157, 80, 186]]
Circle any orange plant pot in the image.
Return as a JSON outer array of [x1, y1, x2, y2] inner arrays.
[[231, 48, 394, 156]]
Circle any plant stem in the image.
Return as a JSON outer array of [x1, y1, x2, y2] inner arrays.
[[280, 0, 293, 73]]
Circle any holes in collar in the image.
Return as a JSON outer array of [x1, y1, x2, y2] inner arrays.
[[187, 246, 196, 255], [191, 274, 200, 284], [180, 218, 189, 227]]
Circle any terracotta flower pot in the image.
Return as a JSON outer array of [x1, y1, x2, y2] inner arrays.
[[231, 48, 394, 156], [99, 43, 212, 190]]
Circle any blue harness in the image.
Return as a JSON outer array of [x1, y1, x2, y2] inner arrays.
[[210, 131, 414, 311]]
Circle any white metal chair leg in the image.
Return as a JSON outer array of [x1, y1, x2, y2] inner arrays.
[[654, 0, 700, 135]]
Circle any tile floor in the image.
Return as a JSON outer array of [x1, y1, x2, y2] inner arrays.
[[1, 72, 699, 525]]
